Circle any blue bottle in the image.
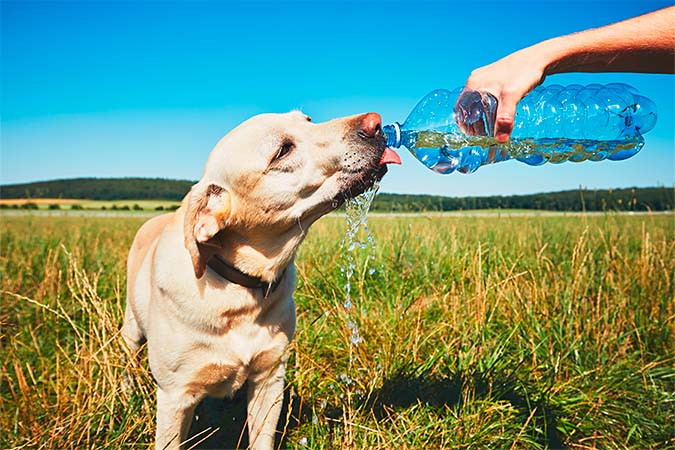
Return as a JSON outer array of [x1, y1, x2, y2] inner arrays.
[[383, 84, 658, 174]]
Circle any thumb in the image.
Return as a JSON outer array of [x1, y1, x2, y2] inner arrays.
[[494, 90, 519, 143]]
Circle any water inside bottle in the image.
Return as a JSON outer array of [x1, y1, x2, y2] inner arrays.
[[409, 130, 643, 174]]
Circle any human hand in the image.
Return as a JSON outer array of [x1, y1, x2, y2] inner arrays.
[[457, 47, 549, 143], [454, 89, 498, 138], [456, 6, 674, 143]]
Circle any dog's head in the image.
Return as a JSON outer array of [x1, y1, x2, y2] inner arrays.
[[183, 111, 400, 279]]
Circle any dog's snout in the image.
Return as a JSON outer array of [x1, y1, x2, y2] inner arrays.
[[358, 112, 382, 139]]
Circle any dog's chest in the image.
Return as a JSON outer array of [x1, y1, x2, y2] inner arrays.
[[184, 318, 287, 399], [152, 258, 295, 398]]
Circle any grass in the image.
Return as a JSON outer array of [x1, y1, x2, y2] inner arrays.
[[1, 213, 673, 449]]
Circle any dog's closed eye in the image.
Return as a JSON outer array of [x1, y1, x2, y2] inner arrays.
[[273, 139, 295, 163]]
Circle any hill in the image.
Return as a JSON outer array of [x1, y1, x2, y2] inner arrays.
[[0, 178, 673, 212], [0, 177, 194, 201], [370, 187, 674, 212]]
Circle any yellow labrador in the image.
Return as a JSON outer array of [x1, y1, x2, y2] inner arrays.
[[122, 111, 400, 449]]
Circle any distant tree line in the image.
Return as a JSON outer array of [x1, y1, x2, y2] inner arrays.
[[370, 187, 674, 212], [0, 178, 672, 212], [0, 202, 181, 211], [0, 177, 194, 201]]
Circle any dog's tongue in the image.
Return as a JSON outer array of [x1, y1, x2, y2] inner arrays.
[[379, 147, 401, 165]]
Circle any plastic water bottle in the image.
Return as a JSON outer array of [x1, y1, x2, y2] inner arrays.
[[383, 83, 658, 174]]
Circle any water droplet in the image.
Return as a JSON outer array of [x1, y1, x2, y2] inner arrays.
[[339, 373, 352, 385], [350, 333, 363, 346]]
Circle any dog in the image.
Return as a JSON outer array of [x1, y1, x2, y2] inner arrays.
[[121, 110, 401, 449]]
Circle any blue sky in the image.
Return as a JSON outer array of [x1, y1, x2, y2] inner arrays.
[[2, 0, 673, 197]]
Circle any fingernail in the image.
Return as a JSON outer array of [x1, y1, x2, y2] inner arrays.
[[495, 132, 510, 143]]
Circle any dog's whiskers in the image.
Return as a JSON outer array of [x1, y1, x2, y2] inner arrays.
[[296, 217, 305, 236]]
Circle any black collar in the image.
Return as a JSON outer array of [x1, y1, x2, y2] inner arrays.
[[206, 253, 285, 298]]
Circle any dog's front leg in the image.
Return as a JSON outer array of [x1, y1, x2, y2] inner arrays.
[[155, 387, 198, 450], [246, 362, 286, 450]]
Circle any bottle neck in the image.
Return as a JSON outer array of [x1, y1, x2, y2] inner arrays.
[[383, 123, 402, 148]]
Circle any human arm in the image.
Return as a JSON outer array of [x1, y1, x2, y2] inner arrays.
[[460, 6, 675, 143]]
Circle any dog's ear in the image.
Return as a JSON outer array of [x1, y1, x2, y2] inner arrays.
[[183, 182, 232, 278]]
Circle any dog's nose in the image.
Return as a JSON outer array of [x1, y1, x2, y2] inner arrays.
[[359, 112, 382, 138]]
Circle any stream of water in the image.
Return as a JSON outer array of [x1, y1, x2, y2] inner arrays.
[[341, 180, 380, 349]]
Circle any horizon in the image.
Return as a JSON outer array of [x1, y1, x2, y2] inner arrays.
[[2, 0, 674, 196], [1, 176, 671, 200]]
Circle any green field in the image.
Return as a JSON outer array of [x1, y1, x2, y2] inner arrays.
[[1, 213, 673, 449]]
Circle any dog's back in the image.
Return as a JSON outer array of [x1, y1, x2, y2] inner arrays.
[[123, 213, 174, 357]]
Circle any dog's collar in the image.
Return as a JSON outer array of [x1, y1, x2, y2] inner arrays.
[[207, 253, 285, 298]]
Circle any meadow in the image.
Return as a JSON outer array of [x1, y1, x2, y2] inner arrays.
[[1, 212, 673, 449]]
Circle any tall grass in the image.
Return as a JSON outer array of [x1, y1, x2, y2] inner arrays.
[[1, 213, 673, 449]]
